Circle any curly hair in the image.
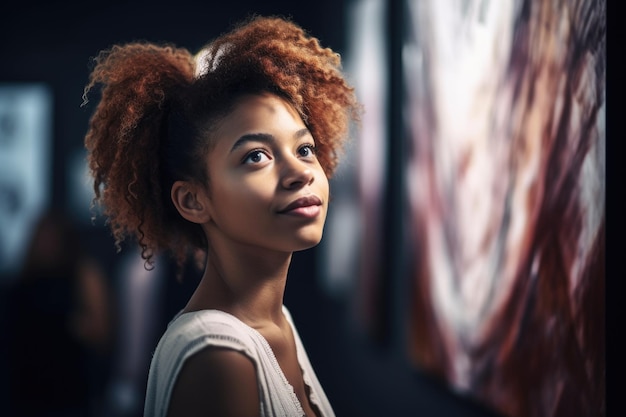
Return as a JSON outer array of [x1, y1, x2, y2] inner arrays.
[[82, 15, 361, 270]]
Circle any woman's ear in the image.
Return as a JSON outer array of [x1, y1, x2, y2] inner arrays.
[[171, 181, 212, 224]]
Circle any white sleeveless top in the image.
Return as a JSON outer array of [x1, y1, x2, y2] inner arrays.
[[143, 305, 335, 417]]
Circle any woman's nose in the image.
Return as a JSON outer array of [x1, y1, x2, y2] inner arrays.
[[280, 158, 314, 190]]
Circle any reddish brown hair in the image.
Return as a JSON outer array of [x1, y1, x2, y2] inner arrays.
[[82, 15, 361, 268]]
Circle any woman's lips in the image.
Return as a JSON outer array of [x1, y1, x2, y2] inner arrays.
[[278, 195, 322, 218], [281, 205, 322, 218]]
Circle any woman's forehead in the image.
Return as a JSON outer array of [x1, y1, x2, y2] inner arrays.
[[213, 93, 305, 141]]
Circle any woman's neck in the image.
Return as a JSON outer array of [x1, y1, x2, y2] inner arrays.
[[183, 244, 292, 328]]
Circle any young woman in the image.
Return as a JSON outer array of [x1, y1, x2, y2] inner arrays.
[[82, 15, 361, 417]]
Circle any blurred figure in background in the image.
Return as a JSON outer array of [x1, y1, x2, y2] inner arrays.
[[5, 208, 113, 417], [103, 248, 199, 417]]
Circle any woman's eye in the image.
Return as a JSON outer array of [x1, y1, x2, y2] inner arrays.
[[298, 145, 316, 158], [243, 150, 270, 164]]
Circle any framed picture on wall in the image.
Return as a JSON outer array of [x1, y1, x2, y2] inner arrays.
[[0, 83, 52, 279]]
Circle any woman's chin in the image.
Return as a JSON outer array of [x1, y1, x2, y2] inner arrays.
[[291, 233, 324, 252]]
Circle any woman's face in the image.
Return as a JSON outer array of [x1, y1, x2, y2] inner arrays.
[[202, 93, 330, 254]]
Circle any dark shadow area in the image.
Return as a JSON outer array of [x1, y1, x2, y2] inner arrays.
[[286, 250, 505, 417]]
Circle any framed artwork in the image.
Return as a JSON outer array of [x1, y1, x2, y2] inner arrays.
[[0, 83, 52, 278], [404, 1, 605, 416]]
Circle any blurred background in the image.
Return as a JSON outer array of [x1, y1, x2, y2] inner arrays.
[[0, 1, 605, 417]]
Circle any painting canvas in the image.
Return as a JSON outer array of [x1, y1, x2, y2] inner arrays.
[[404, 1, 605, 416]]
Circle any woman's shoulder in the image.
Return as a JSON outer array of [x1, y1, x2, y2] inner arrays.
[[166, 346, 260, 416], [145, 309, 262, 417]]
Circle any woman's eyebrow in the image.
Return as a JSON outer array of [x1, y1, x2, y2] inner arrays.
[[230, 133, 274, 153], [294, 128, 311, 140], [230, 128, 312, 153]]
